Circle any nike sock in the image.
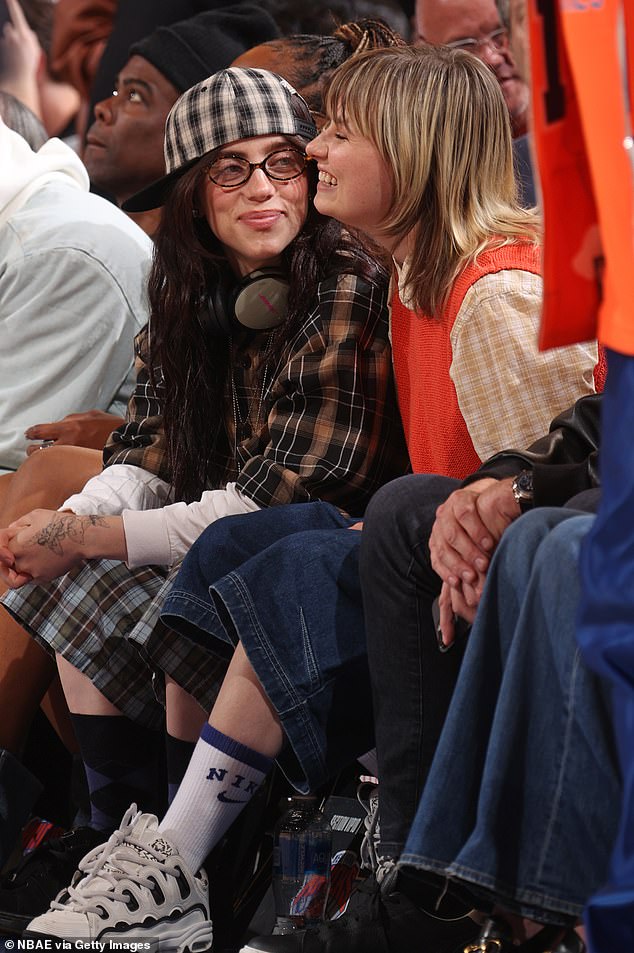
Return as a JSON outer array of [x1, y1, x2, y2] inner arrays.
[[158, 722, 272, 871], [165, 733, 196, 804], [71, 713, 163, 833]]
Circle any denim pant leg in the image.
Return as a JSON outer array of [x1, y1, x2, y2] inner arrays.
[[165, 513, 370, 791], [359, 473, 463, 856], [163, 501, 351, 641], [578, 349, 634, 951], [401, 508, 621, 923]]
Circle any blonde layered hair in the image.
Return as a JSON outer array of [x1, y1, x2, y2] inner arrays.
[[324, 45, 540, 317]]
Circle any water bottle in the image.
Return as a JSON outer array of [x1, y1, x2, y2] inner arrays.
[[291, 810, 332, 926], [272, 796, 332, 933]]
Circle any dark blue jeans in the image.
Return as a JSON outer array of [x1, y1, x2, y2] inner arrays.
[[359, 474, 466, 857], [162, 501, 371, 791]]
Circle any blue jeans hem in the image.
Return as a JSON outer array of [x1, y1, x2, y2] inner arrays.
[[399, 853, 583, 924]]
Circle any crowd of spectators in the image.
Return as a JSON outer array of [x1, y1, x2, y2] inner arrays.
[[0, 2, 627, 952]]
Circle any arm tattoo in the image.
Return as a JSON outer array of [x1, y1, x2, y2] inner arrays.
[[32, 514, 109, 556]]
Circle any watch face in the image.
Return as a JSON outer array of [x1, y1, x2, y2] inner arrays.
[[517, 470, 533, 495]]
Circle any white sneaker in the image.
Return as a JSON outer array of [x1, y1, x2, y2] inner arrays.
[[24, 805, 213, 953]]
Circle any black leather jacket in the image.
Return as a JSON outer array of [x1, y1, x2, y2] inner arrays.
[[463, 394, 601, 507]]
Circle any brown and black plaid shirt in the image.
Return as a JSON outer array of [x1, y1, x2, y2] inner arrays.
[[103, 272, 408, 517]]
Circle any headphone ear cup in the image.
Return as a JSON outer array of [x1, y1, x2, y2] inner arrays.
[[197, 272, 234, 337], [197, 267, 290, 336], [233, 269, 290, 330]]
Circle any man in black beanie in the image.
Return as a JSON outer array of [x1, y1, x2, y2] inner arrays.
[[83, 4, 279, 233]]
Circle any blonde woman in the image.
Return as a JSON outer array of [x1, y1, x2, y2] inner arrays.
[[310, 44, 596, 477]]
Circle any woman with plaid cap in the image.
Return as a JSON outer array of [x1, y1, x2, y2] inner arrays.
[[0, 64, 408, 933]]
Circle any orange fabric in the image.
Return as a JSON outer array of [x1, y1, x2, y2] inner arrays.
[[530, 0, 634, 356], [390, 244, 541, 479]]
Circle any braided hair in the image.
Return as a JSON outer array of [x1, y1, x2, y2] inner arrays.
[[243, 18, 406, 113]]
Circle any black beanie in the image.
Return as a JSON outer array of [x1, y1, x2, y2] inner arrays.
[[129, 4, 280, 94]]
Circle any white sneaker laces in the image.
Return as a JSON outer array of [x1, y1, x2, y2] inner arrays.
[[50, 805, 181, 917], [357, 778, 396, 885], [357, 776, 380, 873]]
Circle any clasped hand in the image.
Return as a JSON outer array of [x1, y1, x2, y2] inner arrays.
[[429, 477, 521, 647], [0, 509, 86, 588]]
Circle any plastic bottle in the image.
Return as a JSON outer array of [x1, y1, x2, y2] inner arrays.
[[291, 810, 332, 926], [272, 795, 332, 934]]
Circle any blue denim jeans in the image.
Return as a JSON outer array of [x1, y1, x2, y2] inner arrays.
[[578, 349, 634, 950], [401, 508, 621, 924], [164, 475, 468, 821], [161, 501, 370, 792]]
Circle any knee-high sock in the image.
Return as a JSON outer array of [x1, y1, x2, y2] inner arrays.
[[159, 723, 272, 871], [70, 714, 163, 833]]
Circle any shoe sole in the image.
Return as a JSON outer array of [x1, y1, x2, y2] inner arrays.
[[23, 914, 214, 953]]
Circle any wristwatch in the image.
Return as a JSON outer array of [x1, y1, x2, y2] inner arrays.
[[511, 469, 534, 513]]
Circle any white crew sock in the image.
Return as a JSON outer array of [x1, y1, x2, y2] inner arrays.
[[158, 722, 272, 871]]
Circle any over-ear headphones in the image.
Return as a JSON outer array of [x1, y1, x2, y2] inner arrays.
[[198, 267, 290, 337]]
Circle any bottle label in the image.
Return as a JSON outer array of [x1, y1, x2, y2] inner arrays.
[[290, 873, 330, 921]]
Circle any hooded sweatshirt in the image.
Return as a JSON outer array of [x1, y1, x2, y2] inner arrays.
[[0, 120, 151, 473]]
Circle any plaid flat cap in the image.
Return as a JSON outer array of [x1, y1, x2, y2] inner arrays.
[[124, 67, 316, 212]]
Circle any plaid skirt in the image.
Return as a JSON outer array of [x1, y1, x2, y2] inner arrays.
[[1, 558, 228, 728]]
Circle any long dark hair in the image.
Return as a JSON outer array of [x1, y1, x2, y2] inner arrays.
[[148, 131, 386, 503]]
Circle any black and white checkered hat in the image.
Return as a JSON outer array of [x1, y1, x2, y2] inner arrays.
[[124, 68, 317, 212]]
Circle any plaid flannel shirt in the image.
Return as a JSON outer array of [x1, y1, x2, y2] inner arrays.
[[103, 272, 408, 517]]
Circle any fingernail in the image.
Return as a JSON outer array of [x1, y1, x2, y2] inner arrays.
[[436, 625, 453, 653], [475, 558, 488, 571]]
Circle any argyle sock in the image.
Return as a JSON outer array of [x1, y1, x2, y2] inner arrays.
[[165, 732, 196, 804], [158, 722, 272, 871], [70, 713, 163, 833]]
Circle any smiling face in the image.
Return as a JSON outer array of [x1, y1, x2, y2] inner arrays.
[[200, 134, 310, 277], [83, 54, 179, 204], [415, 0, 528, 136], [306, 116, 394, 250]]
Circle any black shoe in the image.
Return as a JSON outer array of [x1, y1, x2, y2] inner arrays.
[[240, 868, 480, 953], [463, 917, 586, 953], [0, 827, 104, 935]]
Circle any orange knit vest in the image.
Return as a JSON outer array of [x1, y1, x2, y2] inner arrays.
[[390, 243, 541, 478]]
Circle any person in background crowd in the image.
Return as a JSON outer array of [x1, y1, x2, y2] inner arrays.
[[0, 89, 45, 147], [0, 89, 151, 863], [0, 0, 80, 140], [232, 16, 405, 121], [0, 97, 150, 482]]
